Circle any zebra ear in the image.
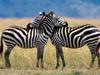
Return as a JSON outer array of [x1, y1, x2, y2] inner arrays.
[[64, 21, 68, 26], [42, 12, 45, 16], [47, 11, 53, 17], [39, 12, 45, 16], [50, 11, 54, 14]]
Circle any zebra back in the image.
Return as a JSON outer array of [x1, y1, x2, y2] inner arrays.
[[2, 27, 39, 48], [51, 23, 100, 48]]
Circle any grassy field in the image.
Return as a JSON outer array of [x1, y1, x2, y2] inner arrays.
[[0, 18, 100, 75]]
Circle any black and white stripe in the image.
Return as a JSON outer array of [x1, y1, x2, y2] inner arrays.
[[2, 27, 39, 48], [50, 17, 100, 69], [25, 13, 100, 69], [51, 24, 100, 48], [0, 12, 62, 68]]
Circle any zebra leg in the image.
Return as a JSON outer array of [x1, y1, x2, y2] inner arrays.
[[59, 47, 66, 68], [40, 46, 44, 68], [55, 45, 60, 69], [36, 45, 44, 68], [36, 47, 40, 67], [96, 52, 100, 68], [4, 46, 15, 68], [96, 42, 100, 68], [90, 53, 96, 69], [88, 46, 97, 69]]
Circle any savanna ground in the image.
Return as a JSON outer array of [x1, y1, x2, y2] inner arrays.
[[0, 18, 100, 75]]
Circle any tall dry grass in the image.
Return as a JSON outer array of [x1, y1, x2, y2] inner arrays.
[[63, 18, 100, 27], [0, 18, 100, 75]]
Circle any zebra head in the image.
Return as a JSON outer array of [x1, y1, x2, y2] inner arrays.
[[27, 12, 46, 28], [52, 14, 68, 27], [26, 11, 55, 34], [27, 11, 67, 29], [27, 11, 66, 35]]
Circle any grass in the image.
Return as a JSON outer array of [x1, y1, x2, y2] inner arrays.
[[0, 69, 100, 75], [0, 18, 100, 75]]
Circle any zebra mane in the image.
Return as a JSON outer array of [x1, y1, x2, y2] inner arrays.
[[55, 21, 68, 28]]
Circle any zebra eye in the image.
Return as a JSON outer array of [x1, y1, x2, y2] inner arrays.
[[58, 20, 60, 22]]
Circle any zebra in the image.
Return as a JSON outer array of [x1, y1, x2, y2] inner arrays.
[[0, 11, 62, 68], [49, 18, 100, 69], [29, 14, 100, 69]]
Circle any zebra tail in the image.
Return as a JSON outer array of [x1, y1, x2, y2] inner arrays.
[[0, 34, 3, 56]]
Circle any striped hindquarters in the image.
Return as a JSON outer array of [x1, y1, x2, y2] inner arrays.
[[2, 27, 39, 48], [69, 25, 100, 48], [51, 24, 100, 48]]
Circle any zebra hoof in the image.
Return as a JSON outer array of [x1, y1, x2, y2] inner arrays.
[[55, 66, 58, 69], [62, 64, 66, 69], [5, 63, 11, 69], [63, 63, 66, 67], [41, 65, 44, 69], [55, 65, 60, 69], [36, 64, 39, 68]]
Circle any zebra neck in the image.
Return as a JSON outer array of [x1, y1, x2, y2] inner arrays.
[[42, 25, 54, 38]]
